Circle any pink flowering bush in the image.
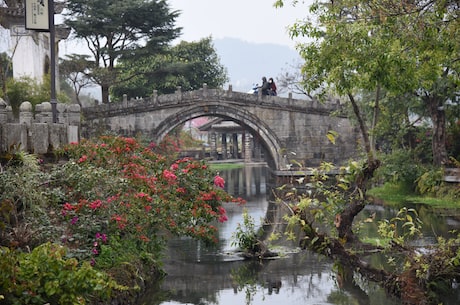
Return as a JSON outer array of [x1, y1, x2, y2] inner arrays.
[[52, 136, 244, 267]]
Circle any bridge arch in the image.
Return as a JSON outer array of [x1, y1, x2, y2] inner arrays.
[[82, 87, 360, 171], [151, 103, 283, 170]]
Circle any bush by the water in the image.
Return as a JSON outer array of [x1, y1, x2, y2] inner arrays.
[[0, 136, 243, 304]]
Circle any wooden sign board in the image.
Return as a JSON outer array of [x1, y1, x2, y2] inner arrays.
[[25, 0, 50, 31]]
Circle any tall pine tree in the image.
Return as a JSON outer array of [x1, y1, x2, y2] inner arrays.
[[64, 0, 181, 103]]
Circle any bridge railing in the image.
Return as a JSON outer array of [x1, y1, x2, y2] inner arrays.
[[82, 84, 344, 118]]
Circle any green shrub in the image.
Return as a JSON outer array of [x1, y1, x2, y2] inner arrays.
[[374, 149, 426, 188], [6, 76, 70, 117], [415, 167, 460, 200], [0, 151, 55, 249], [416, 168, 444, 195], [0, 243, 124, 305], [232, 209, 258, 252]]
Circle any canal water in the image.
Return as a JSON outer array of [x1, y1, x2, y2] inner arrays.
[[136, 165, 460, 305]]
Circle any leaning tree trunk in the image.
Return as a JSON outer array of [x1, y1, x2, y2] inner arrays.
[[426, 94, 448, 166], [335, 94, 381, 243]]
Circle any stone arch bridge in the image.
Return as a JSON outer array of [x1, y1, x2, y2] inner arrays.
[[81, 85, 360, 171]]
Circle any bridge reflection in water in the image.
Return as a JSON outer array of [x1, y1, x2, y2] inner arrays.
[[136, 165, 401, 305]]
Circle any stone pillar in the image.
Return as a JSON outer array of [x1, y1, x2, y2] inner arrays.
[[202, 83, 208, 97], [19, 102, 33, 127], [122, 94, 128, 108], [254, 137, 262, 160], [67, 104, 81, 126], [232, 133, 238, 159], [152, 90, 158, 106], [221, 133, 227, 160], [57, 103, 67, 123], [35, 102, 53, 123], [244, 133, 252, 162], [6, 106, 14, 123], [210, 132, 218, 160]]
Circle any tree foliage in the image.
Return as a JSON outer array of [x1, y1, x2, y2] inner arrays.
[[0, 52, 12, 98], [5, 76, 70, 117], [111, 37, 228, 99], [273, 0, 460, 302], [60, 54, 95, 106], [277, 0, 459, 166], [64, 0, 181, 103]]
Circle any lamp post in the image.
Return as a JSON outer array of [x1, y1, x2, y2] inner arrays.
[[48, 0, 58, 123], [25, 0, 57, 122]]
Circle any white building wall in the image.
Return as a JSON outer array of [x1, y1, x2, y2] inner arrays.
[[10, 25, 49, 82]]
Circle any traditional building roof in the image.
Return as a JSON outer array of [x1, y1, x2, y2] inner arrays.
[[0, 7, 25, 28], [199, 117, 245, 133]]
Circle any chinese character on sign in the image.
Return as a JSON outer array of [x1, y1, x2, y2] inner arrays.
[[25, 0, 50, 31]]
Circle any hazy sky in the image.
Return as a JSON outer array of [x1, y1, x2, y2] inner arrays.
[[168, 0, 312, 49]]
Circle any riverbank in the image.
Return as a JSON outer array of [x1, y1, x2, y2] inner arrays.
[[368, 182, 460, 208]]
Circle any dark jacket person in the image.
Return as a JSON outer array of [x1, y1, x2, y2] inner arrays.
[[260, 77, 270, 95]]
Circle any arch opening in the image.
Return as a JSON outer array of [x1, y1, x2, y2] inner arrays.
[[151, 105, 283, 170]]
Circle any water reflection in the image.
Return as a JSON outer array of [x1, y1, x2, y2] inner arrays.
[[358, 201, 460, 246], [136, 165, 405, 305]]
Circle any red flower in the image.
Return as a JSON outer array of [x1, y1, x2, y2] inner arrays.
[[214, 175, 225, 188], [218, 214, 228, 223], [89, 199, 103, 209], [139, 235, 150, 242], [163, 169, 177, 182], [63, 203, 74, 211]]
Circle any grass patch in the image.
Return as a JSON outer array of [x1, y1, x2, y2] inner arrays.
[[369, 182, 460, 208], [209, 163, 245, 171], [360, 237, 391, 248]]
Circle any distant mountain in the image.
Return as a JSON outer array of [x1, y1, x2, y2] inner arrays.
[[213, 37, 302, 96]]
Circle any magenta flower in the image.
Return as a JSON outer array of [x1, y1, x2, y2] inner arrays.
[[95, 232, 108, 243], [70, 217, 78, 225]]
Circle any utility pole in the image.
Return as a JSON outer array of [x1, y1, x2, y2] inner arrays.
[[25, 0, 58, 123], [48, 0, 58, 123]]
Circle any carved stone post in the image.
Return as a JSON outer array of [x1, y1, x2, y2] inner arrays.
[[152, 90, 158, 106], [19, 101, 33, 127], [35, 102, 53, 123]]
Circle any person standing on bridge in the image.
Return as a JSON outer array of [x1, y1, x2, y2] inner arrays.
[[260, 77, 270, 95], [268, 77, 277, 96]]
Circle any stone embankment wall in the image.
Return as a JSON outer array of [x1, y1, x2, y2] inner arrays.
[[0, 98, 80, 154]]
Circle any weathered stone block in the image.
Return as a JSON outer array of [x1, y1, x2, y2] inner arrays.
[[68, 125, 79, 144], [3, 123, 27, 151], [31, 123, 49, 154], [49, 124, 68, 150]]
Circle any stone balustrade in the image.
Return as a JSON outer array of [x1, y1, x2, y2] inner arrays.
[[0, 98, 80, 154]]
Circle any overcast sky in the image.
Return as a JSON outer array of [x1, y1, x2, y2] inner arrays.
[[168, 0, 312, 49]]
